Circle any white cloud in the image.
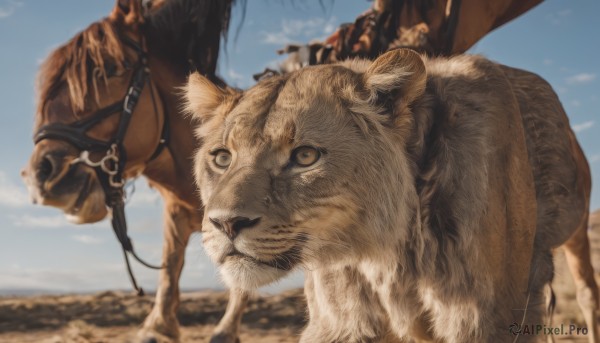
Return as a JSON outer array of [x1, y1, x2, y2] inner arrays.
[[0, 264, 144, 292], [125, 180, 161, 208], [323, 21, 336, 35], [572, 120, 594, 133], [0, 0, 23, 19], [224, 68, 248, 88], [0, 240, 270, 294], [570, 99, 581, 107], [127, 189, 160, 207], [72, 234, 103, 245], [590, 155, 600, 163], [0, 171, 30, 207], [261, 16, 338, 45], [566, 73, 596, 85], [11, 214, 72, 228], [10, 213, 112, 229], [263, 58, 284, 70], [546, 8, 572, 25], [558, 9, 572, 17], [542, 59, 553, 66], [0, 252, 220, 294], [262, 33, 286, 46], [228, 68, 244, 82]]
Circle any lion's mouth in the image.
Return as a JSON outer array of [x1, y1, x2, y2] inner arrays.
[[225, 245, 303, 271]]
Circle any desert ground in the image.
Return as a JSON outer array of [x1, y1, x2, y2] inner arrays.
[[1, 210, 599, 343]]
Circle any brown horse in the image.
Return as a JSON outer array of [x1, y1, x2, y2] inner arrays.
[[21, 0, 247, 342], [263, 0, 545, 76]]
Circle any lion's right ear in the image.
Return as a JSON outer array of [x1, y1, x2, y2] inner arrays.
[[183, 72, 229, 122], [364, 48, 426, 112]]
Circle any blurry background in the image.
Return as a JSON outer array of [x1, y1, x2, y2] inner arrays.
[[0, 0, 598, 295]]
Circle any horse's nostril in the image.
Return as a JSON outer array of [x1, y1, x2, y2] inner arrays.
[[37, 155, 55, 184]]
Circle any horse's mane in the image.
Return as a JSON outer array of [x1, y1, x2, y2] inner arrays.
[[36, 0, 240, 115], [37, 20, 126, 115], [144, 0, 242, 75]]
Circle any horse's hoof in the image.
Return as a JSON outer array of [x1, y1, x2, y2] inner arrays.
[[136, 329, 178, 343], [209, 332, 241, 343]]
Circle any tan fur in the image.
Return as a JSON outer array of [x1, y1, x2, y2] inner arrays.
[[187, 49, 552, 342]]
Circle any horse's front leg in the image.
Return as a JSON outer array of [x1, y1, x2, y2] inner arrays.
[[209, 288, 250, 343], [137, 201, 197, 343]]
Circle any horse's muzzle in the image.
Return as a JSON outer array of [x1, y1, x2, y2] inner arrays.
[[23, 141, 108, 223]]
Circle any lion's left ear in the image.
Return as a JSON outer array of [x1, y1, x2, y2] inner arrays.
[[364, 48, 426, 111], [183, 72, 230, 123]]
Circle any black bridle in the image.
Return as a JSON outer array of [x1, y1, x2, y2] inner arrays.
[[34, 36, 168, 296]]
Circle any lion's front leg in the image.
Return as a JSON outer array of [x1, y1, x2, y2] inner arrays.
[[137, 202, 198, 343], [301, 267, 406, 343]]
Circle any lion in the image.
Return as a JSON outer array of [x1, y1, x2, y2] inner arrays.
[[183, 49, 590, 342]]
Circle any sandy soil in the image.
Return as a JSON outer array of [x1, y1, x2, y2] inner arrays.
[[1, 211, 598, 343], [0, 289, 306, 343]]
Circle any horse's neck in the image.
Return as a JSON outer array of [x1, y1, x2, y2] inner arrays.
[[143, 64, 201, 209]]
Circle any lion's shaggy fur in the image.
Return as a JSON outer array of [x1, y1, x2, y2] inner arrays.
[[184, 50, 568, 342]]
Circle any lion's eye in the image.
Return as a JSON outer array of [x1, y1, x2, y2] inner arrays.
[[292, 146, 320, 167], [213, 150, 232, 169]]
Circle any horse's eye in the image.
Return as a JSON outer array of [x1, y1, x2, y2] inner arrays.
[[213, 150, 232, 169], [292, 146, 320, 167], [104, 63, 118, 77]]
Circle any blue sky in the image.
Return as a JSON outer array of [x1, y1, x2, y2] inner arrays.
[[0, 0, 598, 294]]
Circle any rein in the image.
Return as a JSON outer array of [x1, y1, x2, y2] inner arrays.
[[34, 35, 168, 296]]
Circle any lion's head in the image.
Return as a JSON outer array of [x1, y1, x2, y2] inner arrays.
[[185, 49, 426, 290]]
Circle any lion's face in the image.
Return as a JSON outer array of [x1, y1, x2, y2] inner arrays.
[[185, 49, 427, 290]]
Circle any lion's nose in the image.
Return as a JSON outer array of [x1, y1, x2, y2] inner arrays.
[[209, 215, 261, 240]]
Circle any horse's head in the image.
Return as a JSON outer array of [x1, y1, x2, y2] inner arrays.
[[22, 0, 167, 224]]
